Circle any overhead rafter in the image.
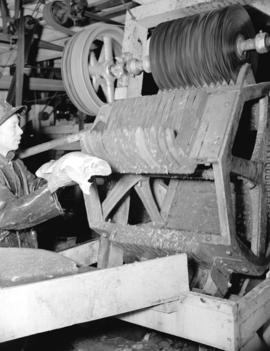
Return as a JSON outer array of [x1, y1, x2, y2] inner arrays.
[[15, 0, 25, 106], [0, 0, 10, 33]]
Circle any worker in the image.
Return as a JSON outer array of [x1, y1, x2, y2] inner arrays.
[[0, 100, 71, 248]]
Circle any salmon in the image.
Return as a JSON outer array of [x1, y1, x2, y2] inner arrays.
[[36, 152, 111, 194]]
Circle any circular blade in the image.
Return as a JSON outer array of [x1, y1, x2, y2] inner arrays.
[[150, 5, 258, 89]]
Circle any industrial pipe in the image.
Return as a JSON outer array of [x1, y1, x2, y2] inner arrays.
[[19, 129, 90, 158]]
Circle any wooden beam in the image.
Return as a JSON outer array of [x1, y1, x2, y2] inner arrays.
[[0, 76, 65, 91], [19, 128, 90, 159], [242, 83, 270, 101], [0, 254, 188, 342], [252, 0, 270, 16], [0, 34, 63, 52], [15, 5, 24, 106], [131, 0, 256, 28], [231, 156, 263, 183], [238, 278, 270, 349], [120, 277, 270, 350], [58, 239, 99, 266], [120, 291, 237, 350], [0, 0, 10, 33]]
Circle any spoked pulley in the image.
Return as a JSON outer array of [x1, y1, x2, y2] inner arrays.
[[61, 23, 123, 115], [149, 5, 258, 89]]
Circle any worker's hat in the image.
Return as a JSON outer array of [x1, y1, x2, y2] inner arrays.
[[0, 100, 26, 126]]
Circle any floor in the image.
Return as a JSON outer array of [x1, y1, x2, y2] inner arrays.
[[2, 318, 215, 351]]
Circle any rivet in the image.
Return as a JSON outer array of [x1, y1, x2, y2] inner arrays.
[[241, 267, 249, 273], [226, 250, 232, 256]]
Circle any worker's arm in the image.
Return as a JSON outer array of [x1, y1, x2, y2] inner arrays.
[[17, 158, 73, 193], [0, 161, 64, 231], [0, 183, 63, 230]]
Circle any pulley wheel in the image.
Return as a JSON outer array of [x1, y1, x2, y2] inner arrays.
[[61, 23, 123, 115], [43, 1, 74, 35]]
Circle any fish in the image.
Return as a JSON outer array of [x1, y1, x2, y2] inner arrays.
[[35, 151, 111, 194]]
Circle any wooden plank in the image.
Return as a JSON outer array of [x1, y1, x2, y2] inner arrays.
[[250, 183, 267, 256], [131, 0, 255, 28], [113, 195, 130, 224], [152, 179, 167, 209], [97, 236, 111, 268], [19, 128, 91, 159], [197, 91, 238, 161], [231, 157, 262, 183], [83, 183, 103, 226], [177, 89, 207, 156], [251, 0, 270, 17], [58, 239, 99, 266], [92, 221, 228, 250], [242, 83, 270, 101], [102, 175, 142, 220], [97, 236, 124, 268], [212, 162, 233, 244], [122, 15, 148, 97], [106, 243, 124, 267], [134, 178, 165, 226], [15, 4, 24, 106], [97, 236, 123, 268], [86, 0, 116, 6], [0, 254, 189, 342], [238, 277, 270, 349], [120, 291, 238, 351], [0, 76, 65, 91]]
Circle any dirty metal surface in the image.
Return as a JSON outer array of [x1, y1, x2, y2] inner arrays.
[[81, 86, 238, 173], [92, 222, 268, 283]]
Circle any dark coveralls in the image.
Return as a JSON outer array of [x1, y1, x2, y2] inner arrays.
[[0, 152, 63, 247]]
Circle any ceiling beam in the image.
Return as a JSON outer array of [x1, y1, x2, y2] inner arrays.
[[0, 76, 65, 91]]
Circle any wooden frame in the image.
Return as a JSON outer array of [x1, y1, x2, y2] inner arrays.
[[0, 235, 269, 350], [120, 276, 270, 351], [62, 241, 270, 351], [0, 252, 188, 342], [60, 241, 270, 350]]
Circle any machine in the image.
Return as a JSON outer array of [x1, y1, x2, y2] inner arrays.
[[62, 1, 270, 297], [2, 1, 270, 350]]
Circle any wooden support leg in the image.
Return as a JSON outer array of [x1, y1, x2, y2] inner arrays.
[[97, 235, 123, 268], [213, 162, 235, 245]]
